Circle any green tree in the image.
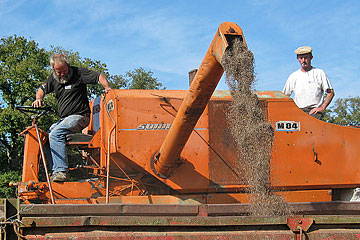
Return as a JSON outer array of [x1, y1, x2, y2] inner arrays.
[[126, 67, 165, 90], [323, 97, 360, 126], [0, 35, 50, 171], [0, 171, 21, 198]]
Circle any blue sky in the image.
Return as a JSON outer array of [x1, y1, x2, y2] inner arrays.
[[1, 0, 359, 102]]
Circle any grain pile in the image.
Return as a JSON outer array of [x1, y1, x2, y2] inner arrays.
[[221, 39, 292, 216]]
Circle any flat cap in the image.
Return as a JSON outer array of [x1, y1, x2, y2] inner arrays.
[[295, 46, 312, 55]]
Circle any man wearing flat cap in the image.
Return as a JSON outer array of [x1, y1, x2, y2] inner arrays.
[[282, 46, 335, 119]]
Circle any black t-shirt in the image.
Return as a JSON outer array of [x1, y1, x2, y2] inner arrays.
[[40, 66, 99, 118]]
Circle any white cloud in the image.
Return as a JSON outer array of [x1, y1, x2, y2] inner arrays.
[[0, 0, 25, 17]]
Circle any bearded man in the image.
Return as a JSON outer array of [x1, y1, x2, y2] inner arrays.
[[32, 53, 111, 182]]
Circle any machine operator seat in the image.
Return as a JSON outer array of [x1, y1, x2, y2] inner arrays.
[[66, 133, 93, 149]]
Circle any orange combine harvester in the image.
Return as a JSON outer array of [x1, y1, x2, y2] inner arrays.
[[4, 22, 360, 239]]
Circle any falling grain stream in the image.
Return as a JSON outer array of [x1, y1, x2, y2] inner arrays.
[[222, 39, 292, 216]]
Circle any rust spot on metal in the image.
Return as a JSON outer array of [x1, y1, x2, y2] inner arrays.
[[287, 216, 313, 232]]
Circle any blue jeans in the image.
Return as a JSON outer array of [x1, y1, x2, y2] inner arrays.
[[44, 114, 90, 173]]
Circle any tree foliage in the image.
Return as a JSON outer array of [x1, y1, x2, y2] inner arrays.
[[126, 67, 165, 90], [0, 35, 49, 107], [0, 171, 21, 198], [0, 35, 49, 172], [322, 97, 360, 126], [0, 35, 166, 197]]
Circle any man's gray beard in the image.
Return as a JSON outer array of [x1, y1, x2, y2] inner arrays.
[[52, 67, 73, 84]]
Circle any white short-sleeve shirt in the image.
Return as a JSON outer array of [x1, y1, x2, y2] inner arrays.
[[282, 67, 333, 109]]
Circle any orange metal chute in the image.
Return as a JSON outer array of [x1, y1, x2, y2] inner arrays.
[[153, 22, 247, 178]]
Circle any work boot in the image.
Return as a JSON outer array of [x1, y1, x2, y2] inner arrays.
[[50, 171, 69, 182]]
